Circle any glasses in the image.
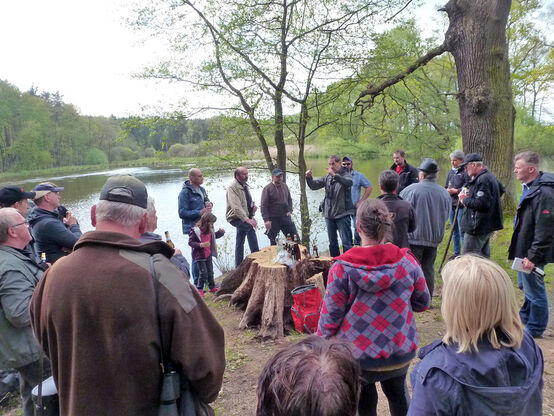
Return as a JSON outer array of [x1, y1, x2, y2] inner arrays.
[[342, 162, 351, 166], [10, 220, 29, 228]]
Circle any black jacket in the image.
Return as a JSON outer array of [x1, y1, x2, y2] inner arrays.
[[508, 172, 554, 265], [377, 193, 416, 248], [460, 169, 503, 235], [445, 166, 470, 209], [390, 162, 419, 194]]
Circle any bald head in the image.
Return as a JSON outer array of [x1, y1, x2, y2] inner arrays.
[[188, 168, 204, 187]]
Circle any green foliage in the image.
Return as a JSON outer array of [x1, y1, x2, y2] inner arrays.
[[84, 148, 109, 165], [514, 107, 554, 155], [168, 143, 196, 158]]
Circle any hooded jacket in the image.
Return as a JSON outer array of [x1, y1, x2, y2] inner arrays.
[[508, 172, 554, 265], [178, 181, 209, 234], [317, 245, 430, 369], [390, 161, 419, 194], [408, 330, 543, 415], [306, 168, 354, 219], [28, 207, 82, 263]]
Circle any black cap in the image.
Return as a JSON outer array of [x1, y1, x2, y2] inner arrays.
[[271, 168, 284, 176], [418, 158, 440, 173], [0, 186, 36, 205], [459, 152, 483, 168], [99, 175, 148, 209]]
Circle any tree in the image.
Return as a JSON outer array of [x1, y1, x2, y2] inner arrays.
[[357, 0, 519, 211]]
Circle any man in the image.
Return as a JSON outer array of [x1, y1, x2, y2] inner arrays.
[[178, 168, 212, 284], [0, 208, 49, 416], [390, 150, 419, 194], [306, 155, 353, 257], [458, 153, 503, 258], [28, 182, 81, 263], [260, 168, 297, 245], [400, 158, 450, 297], [31, 175, 225, 416], [508, 151, 554, 338], [376, 170, 416, 248], [342, 156, 372, 245], [445, 150, 469, 257], [226, 166, 259, 267]]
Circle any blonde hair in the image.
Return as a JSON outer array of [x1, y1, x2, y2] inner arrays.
[[441, 255, 523, 353]]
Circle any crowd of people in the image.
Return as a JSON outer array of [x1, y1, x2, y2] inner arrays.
[[0, 148, 551, 415]]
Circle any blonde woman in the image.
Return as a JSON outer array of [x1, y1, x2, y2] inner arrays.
[[408, 255, 543, 415]]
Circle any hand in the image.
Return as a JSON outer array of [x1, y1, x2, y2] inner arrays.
[[447, 188, 458, 195], [264, 220, 272, 230], [305, 169, 312, 179], [252, 204, 258, 214], [458, 192, 467, 205], [326, 167, 336, 176], [285, 212, 291, 217], [200, 241, 211, 248], [522, 257, 535, 272], [205, 202, 213, 213], [355, 201, 361, 208], [63, 212, 78, 226], [246, 218, 257, 228], [218, 228, 225, 235], [174, 248, 182, 255]]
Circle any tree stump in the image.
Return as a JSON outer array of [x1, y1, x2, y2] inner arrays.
[[229, 245, 332, 340]]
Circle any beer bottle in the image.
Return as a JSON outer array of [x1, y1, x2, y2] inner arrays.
[[41, 252, 47, 262], [164, 231, 176, 249], [312, 241, 319, 258]]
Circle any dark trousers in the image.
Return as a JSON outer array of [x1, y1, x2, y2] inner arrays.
[[358, 366, 410, 416], [230, 220, 259, 268], [266, 216, 297, 245], [409, 244, 438, 298], [16, 359, 52, 416], [325, 216, 353, 257], [351, 213, 361, 246], [463, 232, 491, 258], [196, 257, 215, 290]]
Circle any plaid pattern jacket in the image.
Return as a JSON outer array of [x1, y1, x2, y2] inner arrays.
[[317, 244, 430, 369]]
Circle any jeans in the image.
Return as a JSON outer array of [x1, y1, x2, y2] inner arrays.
[[448, 207, 464, 256], [230, 220, 259, 268], [191, 259, 199, 286], [197, 257, 215, 290], [266, 216, 297, 245], [325, 216, 353, 257], [16, 359, 51, 416], [351, 214, 361, 246], [409, 245, 438, 298], [358, 366, 410, 416], [463, 233, 491, 258], [517, 265, 549, 337]]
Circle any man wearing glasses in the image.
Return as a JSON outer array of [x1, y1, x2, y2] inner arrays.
[[0, 208, 50, 416], [28, 182, 81, 263], [458, 153, 503, 258], [341, 157, 372, 246]]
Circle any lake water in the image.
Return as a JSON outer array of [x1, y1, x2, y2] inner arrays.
[[6, 155, 553, 276]]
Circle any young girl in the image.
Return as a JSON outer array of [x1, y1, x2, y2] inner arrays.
[[189, 212, 225, 296]]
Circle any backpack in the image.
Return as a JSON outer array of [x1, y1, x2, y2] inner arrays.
[[291, 284, 323, 334]]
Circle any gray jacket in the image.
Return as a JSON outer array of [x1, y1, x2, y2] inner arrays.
[[307, 169, 354, 219], [400, 180, 450, 247], [0, 245, 45, 369]]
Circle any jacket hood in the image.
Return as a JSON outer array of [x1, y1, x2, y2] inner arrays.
[[334, 245, 412, 292], [27, 207, 58, 226], [74, 230, 174, 258], [537, 171, 554, 186], [418, 331, 543, 413]]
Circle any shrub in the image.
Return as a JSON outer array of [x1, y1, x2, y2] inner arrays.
[[84, 148, 108, 165]]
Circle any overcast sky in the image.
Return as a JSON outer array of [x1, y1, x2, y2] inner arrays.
[[0, 1, 549, 118]]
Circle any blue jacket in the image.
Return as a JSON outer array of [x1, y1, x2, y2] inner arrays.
[[28, 208, 82, 264], [178, 181, 209, 234], [408, 330, 543, 416]]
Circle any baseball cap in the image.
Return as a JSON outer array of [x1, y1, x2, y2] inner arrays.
[[417, 158, 439, 173], [459, 153, 483, 168], [99, 175, 148, 209], [271, 168, 284, 176], [342, 156, 352, 163], [32, 182, 64, 199], [0, 186, 36, 205]]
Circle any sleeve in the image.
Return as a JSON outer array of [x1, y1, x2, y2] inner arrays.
[[408, 205, 417, 233], [463, 179, 492, 212], [260, 185, 270, 221], [306, 175, 326, 190], [334, 171, 353, 187], [316, 263, 350, 337], [359, 173, 371, 188], [0, 270, 35, 327], [408, 365, 457, 416], [527, 190, 554, 265], [188, 230, 202, 248], [408, 256, 430, 312], [226, 186, 249, 222], [178, 188, 201, 220], [43, 220, 81, 250], [214, 229, 224, 239]]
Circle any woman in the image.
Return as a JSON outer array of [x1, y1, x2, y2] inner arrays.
[[408, 255, 544, 415], [317, 199, 430, 416]]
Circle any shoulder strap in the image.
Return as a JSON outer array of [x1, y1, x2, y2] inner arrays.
[[149, 255, 168, 371]]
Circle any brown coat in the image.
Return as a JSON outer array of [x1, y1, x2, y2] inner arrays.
[[30, 231, 225, 416]]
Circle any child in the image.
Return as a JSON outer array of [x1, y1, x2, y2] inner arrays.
[[189, 212, 225, 296]]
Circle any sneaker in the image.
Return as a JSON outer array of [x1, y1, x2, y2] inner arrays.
[[209, 287, 219, 294], [197, 289, 204, 297]]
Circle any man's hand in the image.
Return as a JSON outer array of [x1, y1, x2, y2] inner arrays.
[[174, 248, 182, 255], [447, 188, 458, 195], [218, 228, 225, 235], [264, 220, 272, 230], [522, 257, 535, 272], [200, 241, 211, 248], [246, 219, 257, 228], [305, 169, 313, 179], [252, 204, 258, 214], [286, 212, 291, 217], [63, 212, 78, 226], [326, 167, 336, 176], [458, 191, 467, 205]]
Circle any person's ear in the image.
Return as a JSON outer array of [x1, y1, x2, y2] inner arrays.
[[90, 205, 96, 227], [138, 212, 148, 235]]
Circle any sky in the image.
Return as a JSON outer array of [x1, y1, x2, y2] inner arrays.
[[0, 1, 550, 118]]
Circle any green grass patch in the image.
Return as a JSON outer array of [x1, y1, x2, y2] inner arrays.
[[225, 348, 250, 372]]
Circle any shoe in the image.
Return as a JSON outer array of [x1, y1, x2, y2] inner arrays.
[[197, 289, 204, 297], [209, 287, 219, 294], [530, 332, 543, 339]]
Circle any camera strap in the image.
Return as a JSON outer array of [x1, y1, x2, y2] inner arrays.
[[149, 255, 168, 372]]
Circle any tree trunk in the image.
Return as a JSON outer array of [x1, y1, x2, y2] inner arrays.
[[443, 0, 517, 213], [297, 103, 312, 246]]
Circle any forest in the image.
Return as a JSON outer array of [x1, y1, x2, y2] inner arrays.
[[0, 2, 552, 175]]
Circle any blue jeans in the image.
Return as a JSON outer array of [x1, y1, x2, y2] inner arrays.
[[449, 206, 464, 256], [517, 265, 549, 337], [325, 216, 353, 257], [230, 220, 259, 268], [191, 260, 199, 286]]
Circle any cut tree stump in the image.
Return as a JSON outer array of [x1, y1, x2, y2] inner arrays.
[[227, 245, 332, 340]]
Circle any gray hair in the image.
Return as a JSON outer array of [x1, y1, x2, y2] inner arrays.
[[95, 200, 146, 228], [514, 151, 539, 166], [379, 170, 399, 193], [421, 171, 438, 181], [450, 150, 465, 160], [0, 208, 19, 244], [146, 196, 156, 215]]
